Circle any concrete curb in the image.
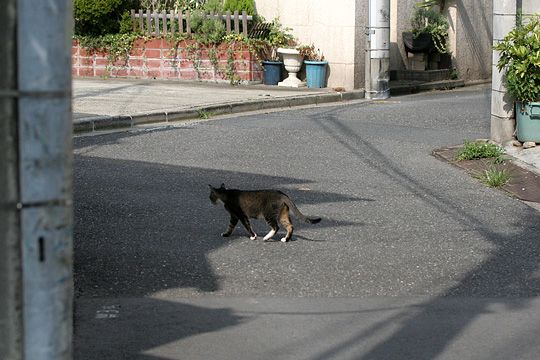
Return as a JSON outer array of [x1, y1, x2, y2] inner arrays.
[[73, 79, 472, 134], [73, 90, 365, 133]]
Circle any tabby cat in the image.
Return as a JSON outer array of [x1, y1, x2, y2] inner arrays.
[[209, 184, 321, 242]]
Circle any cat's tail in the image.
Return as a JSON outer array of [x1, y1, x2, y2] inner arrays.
[[283, 197, 322, 224]]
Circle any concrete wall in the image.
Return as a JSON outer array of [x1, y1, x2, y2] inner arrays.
[[391, 0, 492, 82], [255, 0, 365, 89]]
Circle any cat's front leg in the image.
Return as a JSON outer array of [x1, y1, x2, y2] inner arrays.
[[221, 215, 238, 237]]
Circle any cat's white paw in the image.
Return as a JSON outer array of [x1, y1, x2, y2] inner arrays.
[[250, 235, 257, 240], [280, 237, 288, 242], [263, 229, 276, 241]]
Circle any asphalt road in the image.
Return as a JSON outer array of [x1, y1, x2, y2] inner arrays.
[[73, 85, 540, 359]]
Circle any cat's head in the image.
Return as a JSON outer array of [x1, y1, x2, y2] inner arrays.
[[208, 183, 226, 204]]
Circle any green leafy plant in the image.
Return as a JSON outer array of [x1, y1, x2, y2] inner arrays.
[[494, 14, 540, 104], [190, 0, 226, 45], [477, 166, 511, 187], [74, 0, 137, 36], [251, 18, 295, 61], [224, 0, 255, 15], [455, 140, 505, 162], [410, 6, 449, 53], [197, 110, 214, 119], [76, 32, 141, 64]]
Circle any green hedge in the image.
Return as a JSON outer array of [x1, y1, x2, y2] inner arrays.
[[74, 0, 138, 36], [223, 0, 255, 15]]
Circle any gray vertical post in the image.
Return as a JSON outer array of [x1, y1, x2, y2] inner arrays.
[[0, 0, 22, 358], [491, 0, 517, 143], [365, 0, 391, 99], [17, 0, 74, 359]]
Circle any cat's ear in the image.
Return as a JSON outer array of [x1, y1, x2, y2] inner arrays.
[[220, 183, 225, 189], [208, 184, 214, 190]]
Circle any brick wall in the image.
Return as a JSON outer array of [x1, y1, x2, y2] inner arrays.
[[72, 38, 263, 83]]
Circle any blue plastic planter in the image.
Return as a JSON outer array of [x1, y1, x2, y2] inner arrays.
[[262, 60, 283, 85], [305, 60, 328, 88], [516, 102, 540, 143]]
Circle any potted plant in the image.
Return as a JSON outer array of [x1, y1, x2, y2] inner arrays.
[[495, 14, 540, 143], [298, 44, 328, 88], [403, 3, 449, 68], [254, 18, 295, 85]]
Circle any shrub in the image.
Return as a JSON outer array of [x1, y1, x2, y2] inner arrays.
[[224, 0, 255, 15], [494, 14, 540, 103], [74, 0, 137, 36]]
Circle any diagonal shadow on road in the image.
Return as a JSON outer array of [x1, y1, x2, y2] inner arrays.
[[301, 107, 540, 360]]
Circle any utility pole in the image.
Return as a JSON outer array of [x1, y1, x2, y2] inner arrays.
[[1, 0, 74, 359], [365, 0, 391, 99], [491, 0, 518, 143]]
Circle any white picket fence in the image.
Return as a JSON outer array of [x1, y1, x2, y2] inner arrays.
[[130, 9, 253, 36]]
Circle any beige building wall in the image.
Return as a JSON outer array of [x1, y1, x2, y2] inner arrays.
[[255, 0, 366, 89], [255, 1, 493, 89]]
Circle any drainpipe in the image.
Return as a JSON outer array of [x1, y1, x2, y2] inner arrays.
[[491, 0, 517, 143], [365, 0, 391, 99], [17, 0, 74, 359]]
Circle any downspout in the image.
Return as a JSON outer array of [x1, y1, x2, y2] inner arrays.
[[365, 0, 391, 99]]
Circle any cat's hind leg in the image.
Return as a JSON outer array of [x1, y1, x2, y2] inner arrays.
[[239, 217, 257, 240], [263, 217, 279, 241], [279, 206, 294, 242], [221, 215, 238, 237]]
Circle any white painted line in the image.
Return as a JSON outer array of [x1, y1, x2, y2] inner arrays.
[[95, 305, 120, 319]]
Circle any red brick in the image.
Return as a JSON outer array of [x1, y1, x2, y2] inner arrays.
[[79, 68, 94, 77], [146, 59, 161, 68], [144, 38, 162, 49], [180, 70, 198, 80], [146, 70, 160, 79], [130, 45, 144, 56], [95, 68, 109, 77], [129, 58, 144, 67], [111, 68, 128, 77], [162, 69, 180, 79], [132, 38, 146, 49], [95, 58, 108, 67], [130, 69, 145, 78], [80, 57, 94, 66], [79, 47, 94, 57], [145, 49, 161, 59], [179, 59, 194, 69]]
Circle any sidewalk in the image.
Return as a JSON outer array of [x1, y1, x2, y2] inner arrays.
[[73, 77, 467, 133], [73, 78, 365, 133], [72, 78, 540, 179]]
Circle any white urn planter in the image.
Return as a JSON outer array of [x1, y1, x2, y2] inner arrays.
[[277, 47, 305, 87]]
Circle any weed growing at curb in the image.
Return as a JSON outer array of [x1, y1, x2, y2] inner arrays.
[[197, 110, 213, 119], [455, 140, 505, 162], [477, 166, 511, 187]]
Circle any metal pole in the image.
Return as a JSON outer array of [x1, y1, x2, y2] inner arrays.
[[17, 0, 74, 359], [365, 0, 391, 100], [0, 0, 22, 357]]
